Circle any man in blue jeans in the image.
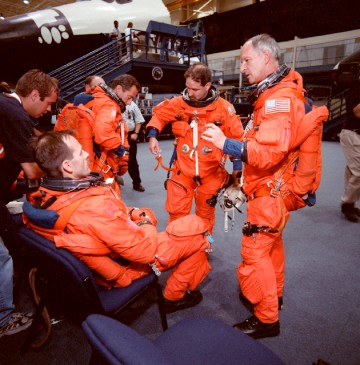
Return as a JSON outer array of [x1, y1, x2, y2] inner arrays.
[[0, 235, 33, 338]]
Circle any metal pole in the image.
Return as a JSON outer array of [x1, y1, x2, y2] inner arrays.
[[292, 36, 298, 69]]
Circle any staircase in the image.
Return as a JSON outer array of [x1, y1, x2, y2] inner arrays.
[[49, 21, 207, 102]]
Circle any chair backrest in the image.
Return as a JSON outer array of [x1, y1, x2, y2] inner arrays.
[[82, 314, 286, 365], [83, 314, 170, 365], [17, 225, 104, 320], [16, 221, 166, 329]]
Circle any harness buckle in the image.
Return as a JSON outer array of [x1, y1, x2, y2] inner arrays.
[[270, 188, 281, 198], [193, 175, 202, 186], [102, 164, 111, 174]]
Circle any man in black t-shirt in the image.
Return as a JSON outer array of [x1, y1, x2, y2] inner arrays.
[[0, 70, 58, 204], [0, 69, 58, 339], [339, 83, 360, 222]]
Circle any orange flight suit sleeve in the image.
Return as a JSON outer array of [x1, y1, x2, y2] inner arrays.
[[67, 196, 159, 265]]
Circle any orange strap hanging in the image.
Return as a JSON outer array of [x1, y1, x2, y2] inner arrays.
[[154, 154, 176, 172]]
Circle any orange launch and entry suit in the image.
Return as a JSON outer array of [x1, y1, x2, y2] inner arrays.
[[147, 90, 244, 229], [223, 68, 328, 324], [55, 85, 129, 181], [24, 183, 211, 301]]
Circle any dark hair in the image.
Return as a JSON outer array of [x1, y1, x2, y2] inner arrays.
[[0, 81, 11, 93], [184, 62, 211, 86], [30, 130, 75, 177], [127, 22, 133, 28], [109, 74, 140, 92], [15, 69, 59, 101]]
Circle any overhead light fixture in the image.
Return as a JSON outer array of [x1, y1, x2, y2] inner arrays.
[[23, 0, 30, 4]]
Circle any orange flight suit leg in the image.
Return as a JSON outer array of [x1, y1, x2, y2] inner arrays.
[[163, 251, 211, 301], [156, 233, 211, 301], [195, 167, 228, 231], [165, 172, 195, 224], [237, 196, 289, 323], [165, 167, 227, 230], [271, 234, 285, 298]]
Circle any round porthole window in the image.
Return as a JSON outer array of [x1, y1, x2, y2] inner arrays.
[[152, 66, 163, 81]]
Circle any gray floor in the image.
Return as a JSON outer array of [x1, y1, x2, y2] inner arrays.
[[1, 139, 360, 365]]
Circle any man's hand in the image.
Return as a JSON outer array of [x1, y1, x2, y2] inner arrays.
[[130, 133, 138, 142], [21, 162, 44, 180], [148, 137, 161, 155], [201, 124, 226, 150], [128, 207, 158, 226]]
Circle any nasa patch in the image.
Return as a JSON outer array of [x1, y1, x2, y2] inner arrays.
[[228, 106, 235, 116]]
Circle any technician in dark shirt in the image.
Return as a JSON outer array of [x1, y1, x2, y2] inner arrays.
[[0, 70, 58, 203], [0, 69, 58, 338]]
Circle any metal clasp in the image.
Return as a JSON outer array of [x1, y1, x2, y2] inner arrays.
[[102, 164, 111, 174]]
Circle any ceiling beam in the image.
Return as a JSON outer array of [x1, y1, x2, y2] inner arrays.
[[165, 0, 203, 12]]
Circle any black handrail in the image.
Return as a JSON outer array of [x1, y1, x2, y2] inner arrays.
[[49, 23, 207, 101]]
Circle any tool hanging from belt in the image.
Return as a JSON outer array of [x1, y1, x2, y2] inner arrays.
[[242, 221, 279, 236]]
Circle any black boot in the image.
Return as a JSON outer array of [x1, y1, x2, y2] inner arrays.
[[354, 207, 360, 217], [341, 202, 358, 222], [233, 315, 280, 339], [133, 183, 145, 192], [163, 290, 202, 313]]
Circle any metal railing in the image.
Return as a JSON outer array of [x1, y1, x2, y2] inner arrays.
[[327, 89, 348, 121], [49, 25, 207, 101], [49, 37, 122, 100]]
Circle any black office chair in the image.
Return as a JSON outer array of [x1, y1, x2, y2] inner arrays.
[[13, 216, 167, 349], [82, 314, 286, 365]]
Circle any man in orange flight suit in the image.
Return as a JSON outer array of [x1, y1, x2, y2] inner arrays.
[[24, 130, 212, 313], [56, 74, 139, 184], [202, 34, 328, 339], [147, 62, 244, 231]]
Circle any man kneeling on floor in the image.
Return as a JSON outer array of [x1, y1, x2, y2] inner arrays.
[[23, 130, 212, 313]]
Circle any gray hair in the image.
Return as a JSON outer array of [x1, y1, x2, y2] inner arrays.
[[248, 34, 280, 62]]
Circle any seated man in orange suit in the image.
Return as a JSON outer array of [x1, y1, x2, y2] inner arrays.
[[23, 130, 213, 313]]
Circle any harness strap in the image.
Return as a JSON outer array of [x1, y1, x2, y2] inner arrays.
[[119, 119, 125, 146], [26, 196, 92, 242], [189, 111, 200, 180], [54, 197, 91, 231]]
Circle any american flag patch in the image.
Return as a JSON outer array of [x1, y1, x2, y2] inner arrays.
[[265, 98, 290, 114]]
